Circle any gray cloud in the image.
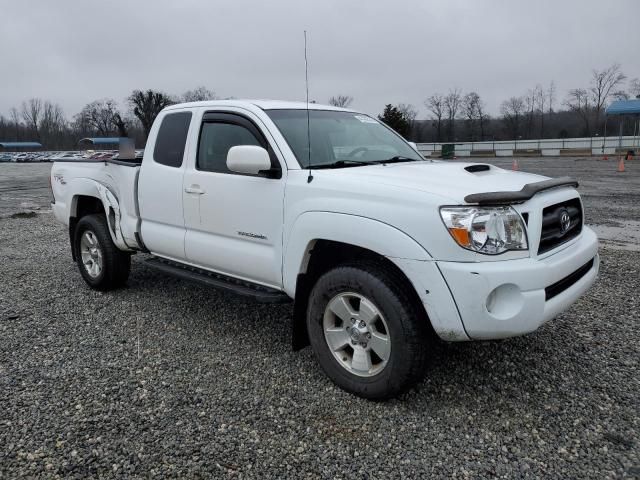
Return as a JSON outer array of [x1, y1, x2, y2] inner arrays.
[[1, 0, 638, 119]]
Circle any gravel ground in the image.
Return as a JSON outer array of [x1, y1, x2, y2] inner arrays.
[[1, 159, 639, 478], [0, 163, 52, 217]]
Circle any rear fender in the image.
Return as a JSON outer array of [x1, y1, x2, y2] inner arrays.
[[69, 178, 135, 252]]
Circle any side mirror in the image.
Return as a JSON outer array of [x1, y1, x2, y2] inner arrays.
[[227, 145, 272, 176]]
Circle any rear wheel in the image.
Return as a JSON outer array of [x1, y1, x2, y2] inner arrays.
[[74, 214, 130, 290], [306, 262, 431, 399]]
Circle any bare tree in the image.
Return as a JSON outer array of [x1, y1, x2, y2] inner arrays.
[[41, 102, 65, 132], [523, 86, 543, 139], [425, 94, 445, 142], [40, 102, 67, 148], [547, 81, 556, 118], [9, 107, 20, 125], [462, 92, 477, 140], [532, 84, 548, 138], [129, 90, 175, 138], [462, 92, 486, 141], [9, 107, 21, 140], [76, 99, 122, 136], [21, 98, 43, 138], [590, 63, 626, 129], [397, 104, 417, 123], [112, 113, 129, 137], [397, 103, 418, 139], [500, 96, 526, 139], [565, 88, 592, 136], [477, 99, 491, 141], [444, 89, 462, 141], [328, 95, 353, 108], [182, 86, 217, 102], [629, 78, 640, 99]]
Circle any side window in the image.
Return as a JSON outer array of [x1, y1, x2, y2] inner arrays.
[[197, 122, 261, 173], [153, 112, 192, 167]]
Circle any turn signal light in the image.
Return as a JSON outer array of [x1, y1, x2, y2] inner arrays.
[[448, 227, 470, 247]]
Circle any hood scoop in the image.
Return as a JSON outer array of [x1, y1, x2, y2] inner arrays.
[[465, 164, 491, 173]]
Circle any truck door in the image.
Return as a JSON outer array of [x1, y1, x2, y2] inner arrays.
[[138, 110, 193, 261], [182, 111, 286, 288]]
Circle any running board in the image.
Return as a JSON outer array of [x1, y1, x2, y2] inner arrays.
[[145, 257, 291, 304]]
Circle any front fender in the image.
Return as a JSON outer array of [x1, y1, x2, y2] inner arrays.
[[282, 211, 431, 296], [283, 211, 469, 342]]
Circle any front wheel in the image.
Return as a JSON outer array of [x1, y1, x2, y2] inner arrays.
[[74, 214, 131, 290], [306, 262, 431, 399]]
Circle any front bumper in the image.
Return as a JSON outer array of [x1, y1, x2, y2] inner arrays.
[[437, 226, 599, 339]]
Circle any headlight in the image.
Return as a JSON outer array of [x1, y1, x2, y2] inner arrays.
[[440, 206, 528, 255]]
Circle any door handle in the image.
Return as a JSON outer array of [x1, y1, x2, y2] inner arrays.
[[184, 185, 205, 195]]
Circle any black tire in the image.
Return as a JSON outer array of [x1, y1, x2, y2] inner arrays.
[[74, 214, 131, 291], [306, 261, 431, 400]]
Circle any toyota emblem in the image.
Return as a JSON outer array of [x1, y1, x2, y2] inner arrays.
[[560, 210, 571, 233]]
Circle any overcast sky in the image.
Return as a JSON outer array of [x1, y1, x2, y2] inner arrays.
[[1, 0, 638, 119]]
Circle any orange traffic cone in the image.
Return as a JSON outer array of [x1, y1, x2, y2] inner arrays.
[[512, 159, 519, 171], [617, 156, 625, 172], [602, 154, 608, 161]]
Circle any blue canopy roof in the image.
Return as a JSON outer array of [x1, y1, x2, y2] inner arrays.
[[0, 141, 42, 149], [78, 137, 125, 145], [606, 99, 640, 115]]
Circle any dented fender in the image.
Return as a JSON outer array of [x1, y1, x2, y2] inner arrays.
[[94, 182, 135, 251]]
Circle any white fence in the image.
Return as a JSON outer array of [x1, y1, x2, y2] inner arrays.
[[417, 135, 640, 157]]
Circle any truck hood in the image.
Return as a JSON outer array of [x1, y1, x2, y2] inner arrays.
[[321, 161, 548, 203]]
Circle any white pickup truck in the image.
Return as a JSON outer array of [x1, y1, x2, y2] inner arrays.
[[50, 100, 599, 399]]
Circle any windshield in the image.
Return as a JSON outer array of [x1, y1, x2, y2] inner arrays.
[[265, 109, 423, 168]]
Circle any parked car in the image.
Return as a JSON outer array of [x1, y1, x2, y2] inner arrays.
[[111, 150, 143, 161], [29, 152, 47, 162], [93, 152, 116, 161], [13, 153, 30, 162], [50, 100, 599, 399], [48, 151, 85, 162]]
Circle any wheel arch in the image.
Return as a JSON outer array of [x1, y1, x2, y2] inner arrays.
[[283, 212, 431, 296], [69, 194, 103, 261], [284, 212, 434, 350], [67, 179, 134, 259]]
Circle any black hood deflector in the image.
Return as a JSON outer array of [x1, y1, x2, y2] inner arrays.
[[464, 177, 579, 205]]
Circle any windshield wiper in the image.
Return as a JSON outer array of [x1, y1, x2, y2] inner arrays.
[[310, 156, 419, 169], [374, 156, 419, 164], [310, 159, 374, 169]]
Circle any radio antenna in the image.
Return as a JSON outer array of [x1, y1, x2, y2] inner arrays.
[[304, 30, 313, 183]]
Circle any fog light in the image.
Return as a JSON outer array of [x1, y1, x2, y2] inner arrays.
[[486, 284, 524, 320]]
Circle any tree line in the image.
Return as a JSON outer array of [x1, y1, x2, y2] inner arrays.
[[1, 64, 638, 150], [336, 63, 639, 143], [0, 86, 217, 149]]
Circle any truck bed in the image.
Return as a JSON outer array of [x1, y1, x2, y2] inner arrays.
[[51, 159, 142, 251]]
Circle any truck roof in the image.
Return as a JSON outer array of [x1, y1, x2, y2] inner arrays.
[[164, 99, 355, 113]]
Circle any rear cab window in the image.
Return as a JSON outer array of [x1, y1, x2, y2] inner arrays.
[[153, 111, 192, 167]]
